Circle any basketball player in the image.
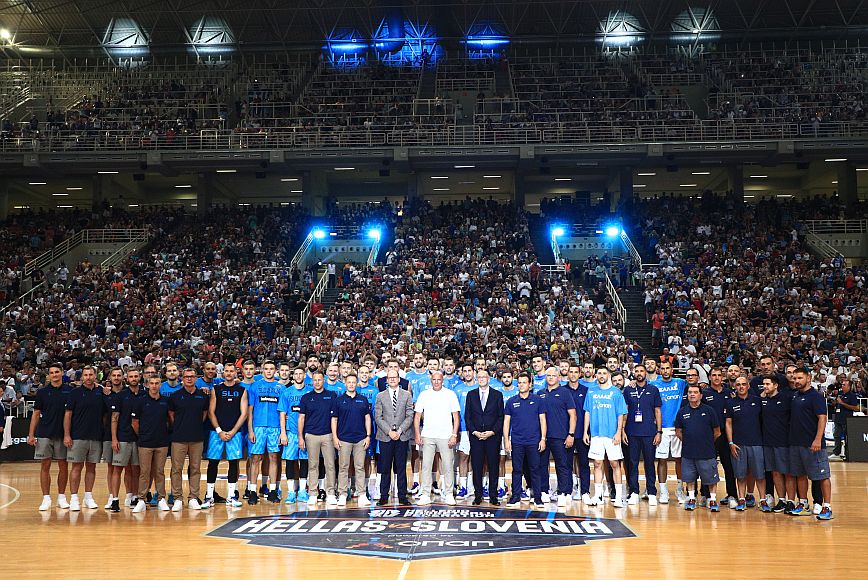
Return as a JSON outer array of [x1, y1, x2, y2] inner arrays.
[[160, 362, 181, 396], [674, 385, 721, 512], [583, 368, 627, 507], [652, 360, 687, 504], [356, 364, 381, 499], [239, 359, 258, 499], [453, 364, 477, 499], [725, 376, 766, 512], [204, 365, 248, 508], [503, 373, 546, 510], [530, 356, 547, 390], [64, 366, 104, 511], [279, 366, 312, 503], [131, 376, 171, 512], [28, 363, 72, 510], [247, 360, 283, 504], [405, 353, 430, 495]]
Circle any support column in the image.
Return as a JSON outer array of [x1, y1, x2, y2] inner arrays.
[[407, 173, 420, 202], [92, 175, 106, 211], [303, 170, 327, 216], [727, 165, 744, 200], [837, 162, 857, 205], [513, 174, 526, 209], [197, 173, 214, 217], [618, 167, 633, 211], [0, 181, 8, 221]]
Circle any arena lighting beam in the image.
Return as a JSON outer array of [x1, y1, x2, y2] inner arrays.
[[605, 226, 622, 238], [367, 228, 381, 240], [312, 229, 326, 240], [551, 227, 565, 238]]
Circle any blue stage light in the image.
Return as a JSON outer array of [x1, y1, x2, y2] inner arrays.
[[312, 229, 326, 240], [368, 229, 381, 240], [605, 226, 621, 237], [551, 227, 565, 238]]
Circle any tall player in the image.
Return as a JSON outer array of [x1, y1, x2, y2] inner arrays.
[[204, 365, 247, 508], [28, 363, 72, 510], [239, 359, 258, 499], [247, 360, 283, 504], [530, 356, 547, 390], [454, 364, 477, 499], [653, 361, 687, 504], [278, 366, 312, 503], [565, 363, 593, 505], [405, 353, 431, 495], [160, 362, 181, 396], [583, 368, 628, 507], [357, 364, 382, 499]]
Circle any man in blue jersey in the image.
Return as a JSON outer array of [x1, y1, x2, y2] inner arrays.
[[246, 360, 283, 504], [357, 364, 381, 499], [787, 368, 833, 520], [653, 360, 687, 504], [405, 353, 430, 496], [28, 363, 73, 511], [579, 362, 597, 390], [325, 362, 346, 395], [495, 369, 517, 499], [725, 376, 765, 512], [538, 367, 577, 507], [442, 358, 462, 391], [623, 364, 662, 505], [530, 355, 547, 391], [238, 359, 258, 499], [159, 362, 181, 396], [674, 384, 721, 512], [583, 367, 628, 507], [760, 375, 791, 513], [279, 366, 312, 504], [203, 365, 247, 508], [565, 363, 593, 505], [453, 364, 477, 499], [196, 361, 223, 392], [503, 373, 546, 510]]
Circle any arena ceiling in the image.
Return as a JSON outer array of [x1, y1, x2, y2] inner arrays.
[[0, 0, 866, 57]]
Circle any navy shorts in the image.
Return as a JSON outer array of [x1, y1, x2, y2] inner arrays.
[[681, 457, 720, 485], [732, 445, 765, 479], [788, 447, 831, 481], [763, 446, 789, 474]]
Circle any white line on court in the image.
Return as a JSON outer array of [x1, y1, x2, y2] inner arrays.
[[397, 560, 411, 580], [0, 483, 21, 510]]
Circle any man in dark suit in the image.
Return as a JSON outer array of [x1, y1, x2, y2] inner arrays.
[[376, 360, 410, 392], [465, 369, 504, 505], [374, 368, 414, 505]]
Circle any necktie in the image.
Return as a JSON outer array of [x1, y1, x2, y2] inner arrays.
[[481, 390, 487, 409], [391, 389, 398, 414]]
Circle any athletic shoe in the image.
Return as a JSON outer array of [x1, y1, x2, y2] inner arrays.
[[816, 506, 833, 521], [482, 485, 489, 498], [520, 489, 530, 502], [39, 497, 52, 511], [326, 495, 338, 506], [432, 483, 441, 496], [456, 487, 468, 500], [708, 500, 720, 512], [745, 494, 756, 508], [736, 499, 746, 511], [228, 497, 243, 508], [684, 498, 697, 511], [285, 491, 297, 504], [698, 496, 708, 508], [627, 493, 639, 505], [168, 493, 175, 505], [376, 499, 389, 507], [123, 494, 134, 508], [317, 489, 327, 502], [760, 500, 772, 513], [158, 498, 170, 511], [556, 494, 568, 508], [172, 500, 183, 512], [267, 490, 280, 504], [132, 500, 147, 513], [572, 489, 582, 501], [188, 499, 201, 510], [659, 489, 669, 504], [200, 498, 214, 509], [358, 495, 371, 507], [506, 498, 521, 507], [676, 487, 686, 505], [772, 500, 787, 513], [146, 491, 153, 503], [57, 495, 70, 509], [337, 495, 347, 507], [498, 487, 507, 499], [242, 489, 251, 500], [784, 501, 796, 514], [248, 491, 259, 505], [540, 492, 550, 503], [104, 498, 113, 510], [602, 486, 610, 498], [612, 497, 625, 508], [729, 497, 738, 509], [582, 493, 597, 506], [259, 484, 269, 496], [298, 489, 310, 503], [648, 495, 658, 506], [812, 503, 822, 515], [212, 491, 227, 504], [69, 497, 81, 512], [149, 494, 158, 507], [409, 482, 420, 496], [789, 502, 807, 516], [490, 499, 500, 506], [533, 501, 547, 510], [443, 495, 457, 506], [370, 487, 381, 501], [83, 497, 98, 510]]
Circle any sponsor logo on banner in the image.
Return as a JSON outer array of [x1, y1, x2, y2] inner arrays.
[[208, 506, 636, 560]]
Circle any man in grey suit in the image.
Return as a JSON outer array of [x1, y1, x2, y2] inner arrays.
[[375, 369, 414, 505]]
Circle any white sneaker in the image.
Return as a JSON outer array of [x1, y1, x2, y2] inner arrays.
[[83, 497, 98, 510], [132, 500, 147, 513], [307, 494, 317, 505], [812, 503, 822, 515], [676, 487, 686, 505], [200, 498, 214, 509], [57, 495, 70, 509], [581, 493, 596, 506], [627, 493, 639, 505], [602, 487, 610, 498], [572, 489, 582, 501], [729, 497, 738, 509], [613, 497, 625, 508], [416, 494, 433, 506], [124, 494, 133, 507], [337, 495, 347, 507], [158, 498, 170, 511], [69, 497, 81, 512], [370, 487, 381, 501], [556, 494, 568, 508], [541, 492, 550, 503], [326, 495, 338, 506], [659, 490, 670, 504], [39, 497, 52, 511], [172, 500, 183, 512], [358, 495, 370, 507], [443, 495, 456, 506], [188, 499, 201, 510], [698, 496, 708, 507], [104, 498, 113, 509], [648, 495, 658, 506]]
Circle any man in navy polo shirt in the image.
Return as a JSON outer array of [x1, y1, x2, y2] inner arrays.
[[831, 376, 859, 459], [168, 368, 209, 511], [787, 368, 833, 520], [107, 368, 145, 513], [760, 375, 791, 513], [674, 384, 721, 512], [700, 367, 737, 505], [131, 376, 172, 512], [623, 363, 662, 505], [28, 363, 73, 511], [566, 363, 592, 505], [299, 371, 338, 506], [332, 373, 372, 507], [63, 365, 105, 512], [537, 367, 576, 507], [725, 376, 765, 512], [503, 372, 546, 510]]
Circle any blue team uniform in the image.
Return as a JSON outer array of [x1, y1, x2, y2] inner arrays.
[[452, 381, 476, 432], [584, 385, 628, 438], [277, 383, 312, 460], [248, 378, 283, 454], [406, 370, 432, 402], [205, 382, 246, 460], [160, 381, 182, 397], [357, 381, 381, 456], [653, 377, 688, 428]]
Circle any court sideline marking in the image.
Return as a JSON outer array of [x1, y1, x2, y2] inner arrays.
[[397, 561, 410, 580], [0, 483, 21, 510]]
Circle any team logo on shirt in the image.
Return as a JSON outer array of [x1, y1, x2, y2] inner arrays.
[[208, 507, 636, 559]]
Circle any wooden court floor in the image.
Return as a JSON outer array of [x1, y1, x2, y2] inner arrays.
[[0, 461, 864, 579]]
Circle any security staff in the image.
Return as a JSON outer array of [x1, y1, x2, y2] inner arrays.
[[623, 364, 662, 505], [503, 373, 546, 510], [674, 384, 721, 512], [830, 376, 859, 459]]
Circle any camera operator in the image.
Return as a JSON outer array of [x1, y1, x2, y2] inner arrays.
[[830, 376, 859, 460]]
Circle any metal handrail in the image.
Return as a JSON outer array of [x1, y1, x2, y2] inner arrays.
[[24, 228, 149, 277], [290, 231, 314, 271], [619, 230, 643, 274], [100, 233, 148, 269], [805, 231, 845, 260], [0, 281, 44, 317], [367, 238, 381, 267], [803, 220, 868, 234], [550, 234, 563, 265], [539, 264, 566, 273], [605, 272, 627, 332], [300, 270, 328, 326]]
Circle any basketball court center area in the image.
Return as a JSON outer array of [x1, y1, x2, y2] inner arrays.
[[0, 461, 862, 579]]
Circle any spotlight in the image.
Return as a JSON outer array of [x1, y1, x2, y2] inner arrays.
[[605, 226, 621, 238], [367, 229, 381, 240], [312, 229, 326, 239], [551, 227, 565, 238]]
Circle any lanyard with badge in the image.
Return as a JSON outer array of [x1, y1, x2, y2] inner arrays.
[[634, 387, 646, 423]]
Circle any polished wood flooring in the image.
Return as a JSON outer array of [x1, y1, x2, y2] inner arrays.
[[0, 461, 863, 579]]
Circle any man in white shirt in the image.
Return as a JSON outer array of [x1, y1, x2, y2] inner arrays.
[[413, 371, 460, 506]]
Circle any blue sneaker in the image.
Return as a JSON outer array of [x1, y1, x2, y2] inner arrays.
[[259, 484, 268, 496], [482, 485, 489, 497], [497, 487, 507, 499], [760, 499, 772, 513], [708, 500, 720, 512], [685, 498, 697, 511], [149, 494, 158, 507], [789, 502, 807, 516], [745, 494, 756, 508], [816, 506, 833, 521], [456, 486, 468, 500], [297, 490, 310, 503], [736, 499, 746, 511], [520, 489, 530, 502], [167, 494, 175, 505], [409, 482, 420, 496], [285, 490, 297, 504]]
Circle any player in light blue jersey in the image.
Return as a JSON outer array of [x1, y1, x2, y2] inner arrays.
[[531, 355, 547, 391], [406, 354, 435, 496], [442, 358, 462, 391], [583, 367, 628, 507], [278, 366, 312, 503], [453, 363, 478, 499], [325, 362, 346, 396], [246, 361, 283, 504], [159, 362, 181, 396], [652, 360, 688, 505], [356, 363, 382, 499], [195, 361, 223, 392], [495, 369, 518, 498], [238, 359, 259, 500]]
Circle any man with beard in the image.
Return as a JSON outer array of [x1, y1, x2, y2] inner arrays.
[[107, 368, 145, 512], [278, 366, 312, 504], [700, 367, 738, 504], [623, 364, 662, 505]]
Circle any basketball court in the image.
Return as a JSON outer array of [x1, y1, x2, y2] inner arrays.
[[1, 461, 862, 579]]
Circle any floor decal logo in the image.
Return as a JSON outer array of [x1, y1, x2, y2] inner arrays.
[[208, 506, 636, 560]]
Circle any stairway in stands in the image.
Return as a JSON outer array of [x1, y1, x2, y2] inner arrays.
[[618, 287, 655, 357], [527, 214, 556, 263], [320, 287, 341, 308]]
